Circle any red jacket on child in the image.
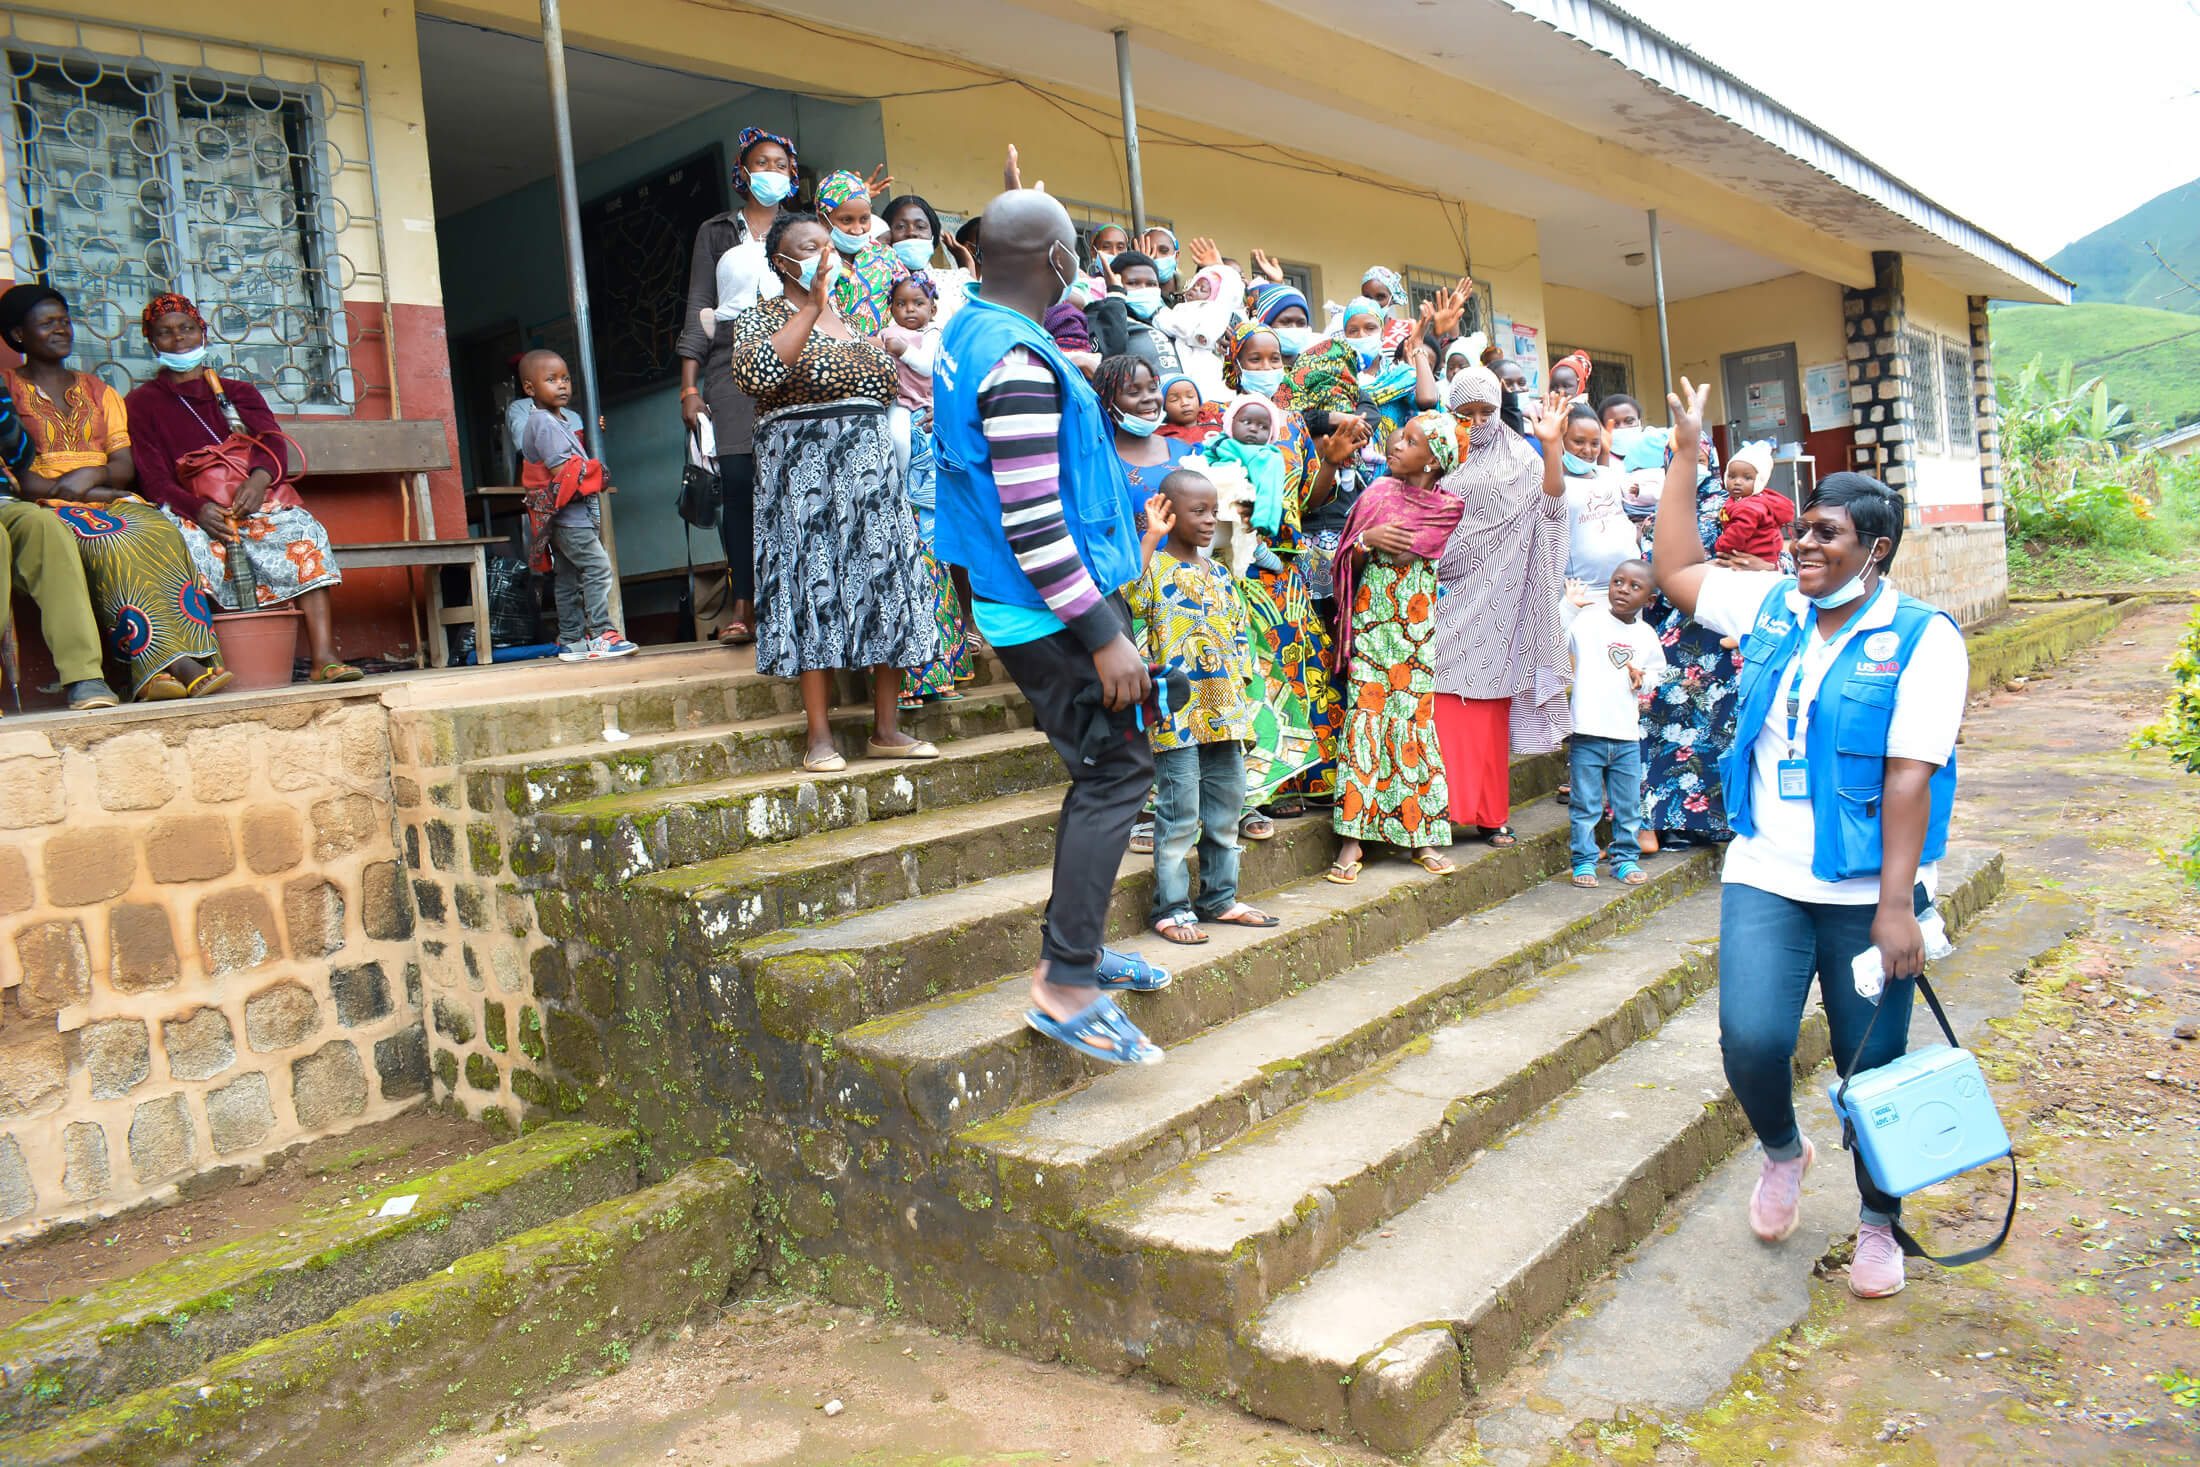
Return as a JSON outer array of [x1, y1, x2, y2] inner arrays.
[[1714, 488, 1795, 562]]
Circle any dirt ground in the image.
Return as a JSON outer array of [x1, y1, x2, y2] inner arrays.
[[0, 1106, 491, 1328], [12, 600, 2099, 1465]]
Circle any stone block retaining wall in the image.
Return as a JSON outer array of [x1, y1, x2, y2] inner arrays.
[[0, 693, 427, 1240], [1893, 521, 2010, 628]]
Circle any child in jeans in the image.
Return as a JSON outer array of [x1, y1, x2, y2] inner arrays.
[[1564, 557, 1665, 887], [1124, 468, 1275, 944], [516, 349, 636, 662]]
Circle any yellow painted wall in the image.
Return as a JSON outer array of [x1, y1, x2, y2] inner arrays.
[[426, 0, 1545, 344], [1663, 272, 1848, 428], [5, 1, 444, 307]]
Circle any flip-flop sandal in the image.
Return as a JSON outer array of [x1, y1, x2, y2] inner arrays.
[[897, 693, 924, 710], [1480, 825, 1519, 847], [718, 621, 755, 646], [1025, 994, 1163, 1065], [1324, 860, 1362, 886], [183, 667, 234, 698], [1207, 903, 1278, 928], [1095, 947, 1173, 992], [866, 738, 940, 760], [310, 663, 363, 684], [1614, 861, 1650, 886], [1153, 913, 1208, 946], [1571, 864, 1600, 888], [137, 673, 188, 702], [1268, 799, 1307, 819], [1240, 812, 1276, 841], [1412, 850, 1457, 875], [1128, 820, 1155, 856]]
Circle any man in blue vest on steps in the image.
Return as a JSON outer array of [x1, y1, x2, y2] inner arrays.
[[1649, 378, 1968, 1302], [933, 151, 1172, 1067]]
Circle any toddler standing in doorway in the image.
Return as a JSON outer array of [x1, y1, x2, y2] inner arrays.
[[516, 349, 636, 662]]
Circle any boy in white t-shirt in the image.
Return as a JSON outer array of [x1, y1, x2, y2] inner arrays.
[[1564, 558, 1666, 887]]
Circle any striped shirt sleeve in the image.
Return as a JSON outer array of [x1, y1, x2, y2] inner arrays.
[[977, 346, 1121, 651]]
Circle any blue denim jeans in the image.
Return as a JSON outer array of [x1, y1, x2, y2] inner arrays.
[[1567, 735, 1643, 868], [1151, 740, 1247, 924], [1718, 881, 1914, 1224]]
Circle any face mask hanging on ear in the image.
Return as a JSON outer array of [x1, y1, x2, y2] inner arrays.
[[156, 345, 209, 372], [1808, 566, 1876, 609]]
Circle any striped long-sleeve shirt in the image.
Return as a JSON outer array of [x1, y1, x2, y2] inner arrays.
[[977, 346, 1122, 651], [0, 381, 33, 487]]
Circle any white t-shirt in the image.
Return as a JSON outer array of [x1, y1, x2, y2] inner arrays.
[[1562, 467, 1641, 589], [1566, 605, 1667, 740], [1691, 568, 1968, 905], [710, 238, 783, 322]]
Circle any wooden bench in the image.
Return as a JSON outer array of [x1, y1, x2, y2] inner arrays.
[[285, 420, 500, 669]]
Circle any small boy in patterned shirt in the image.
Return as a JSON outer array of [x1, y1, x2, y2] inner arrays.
[[1124, 468, 1274, 944]]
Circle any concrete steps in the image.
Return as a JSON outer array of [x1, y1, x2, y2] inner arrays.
[[0, 1123, 642, 1435]]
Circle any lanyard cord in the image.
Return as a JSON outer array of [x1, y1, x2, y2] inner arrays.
[[1783, 582, 1886, 754]]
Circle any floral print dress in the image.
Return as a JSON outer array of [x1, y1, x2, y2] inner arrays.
[[1639, 475, 1740, 839], [1334, 552, 1449, 848]]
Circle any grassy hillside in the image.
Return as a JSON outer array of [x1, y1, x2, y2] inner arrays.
[[2047, 178, 2200, 314], [1991, 301, 2200, 435]]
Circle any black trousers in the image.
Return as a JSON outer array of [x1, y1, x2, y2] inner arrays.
[[716, 451, 756, 604], [993, 599, 1154, 989]]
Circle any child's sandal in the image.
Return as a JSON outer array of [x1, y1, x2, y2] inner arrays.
[[1614, 861, 1650, 886], [1153, 912, 1208, 945], [1570, 864, 1600, 888]]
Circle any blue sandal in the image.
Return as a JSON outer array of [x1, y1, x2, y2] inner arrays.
[[1613, 860, 1649, 886], [1025, 994, 1164, 1066], [1095, 946, 1173, 991]]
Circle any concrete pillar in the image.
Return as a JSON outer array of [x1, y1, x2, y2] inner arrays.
[[1842, 251, 1919, 525]]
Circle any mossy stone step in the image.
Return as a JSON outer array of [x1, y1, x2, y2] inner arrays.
[[828, 800, 1573, 1144], [539, 729, 1062, 892], [473, 681, 1035, 816], [7, 1158, 754, 1467], [0, 1123, 637, 1432], [954, 852, 1719, 1230]]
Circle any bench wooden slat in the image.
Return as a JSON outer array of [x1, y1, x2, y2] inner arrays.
[[287, 419, 452, 477]]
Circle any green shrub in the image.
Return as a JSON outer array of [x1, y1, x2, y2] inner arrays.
[[2131, 605, 2200, 884]]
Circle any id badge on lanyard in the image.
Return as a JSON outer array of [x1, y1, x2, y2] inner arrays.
[[1778, 654, 1811, 800]]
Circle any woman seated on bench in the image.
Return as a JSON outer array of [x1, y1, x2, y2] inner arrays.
[[0, 284, 232, 701], [123, 292, 359, 684]]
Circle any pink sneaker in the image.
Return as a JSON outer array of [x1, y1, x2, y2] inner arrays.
[[1849, 1222, 1907, 1297], [1748, 1136, 1814, 1242]]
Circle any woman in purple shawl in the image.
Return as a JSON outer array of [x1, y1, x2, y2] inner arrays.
[[1428, 367, 1575, 844], [1325, 411, 1465, 883]]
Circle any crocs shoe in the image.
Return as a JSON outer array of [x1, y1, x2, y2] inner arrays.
[[1849, 1222, 1907, 1298], [1024, 994, 1163, 1066], [1748, 1136, 1813, 1242]]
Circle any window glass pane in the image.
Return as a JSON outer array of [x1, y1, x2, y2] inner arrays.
[[1901, 328, 1941, 452], [1940, 339, 1973, 454], [6, 58, 165, 388]]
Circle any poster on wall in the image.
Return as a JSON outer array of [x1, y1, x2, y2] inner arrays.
[[1744, 379, 1789, 435], [1803, 361, 1854, 429], [1509, 320, 1541, 389]]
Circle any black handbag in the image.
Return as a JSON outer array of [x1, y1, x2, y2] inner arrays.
[[677, 427, 720, 529]]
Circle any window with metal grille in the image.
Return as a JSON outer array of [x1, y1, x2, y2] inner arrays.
[[1900, 327, 1942, 453], [1056, 196, 1172, 266], [1940, 337, 1974, 455], [0, 11, 387, 412], [1548, 345, 1634, 408], [1275, 259, 1315, 301], [1402, 265, 1491, 339]]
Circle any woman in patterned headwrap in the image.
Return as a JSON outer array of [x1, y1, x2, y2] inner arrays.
[[125, 292, 358, 682], [1325, 409, 1464, 883], [0, 285, 229, 700], [1220, 321, 1343, 811], [815, 169, 909, 334], [1427, 366, 1574, 843]]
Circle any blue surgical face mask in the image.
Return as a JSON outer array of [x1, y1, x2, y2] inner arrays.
[[1808, 566, 1877, 610], [1347, 335, 1382, 366], [1124, 286, 1163, 319], [830, 226, 871, 256], [1561, 451, 1598, 476], [1047, 241, 1079, 309], [156, 346, 208, 372], [778, 252, 821, 291], [1609, 426, 1646, 459], [745, 170, 794, 206], [1239, 367, 1285, 396], [1154, 255, 1177, 285], [891, 238, 935, 271], [1274, 326, 1313, 357], [1116, 409, 1164, 439]]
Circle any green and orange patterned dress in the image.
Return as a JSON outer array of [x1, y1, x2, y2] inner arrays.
[[1333, 552, 1450, 848]]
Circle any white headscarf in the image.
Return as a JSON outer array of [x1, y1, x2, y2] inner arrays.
[[1449, 364, 1505, 448]]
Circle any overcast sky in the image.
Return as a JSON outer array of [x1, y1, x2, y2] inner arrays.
[[1614, 0, 2200, 260]]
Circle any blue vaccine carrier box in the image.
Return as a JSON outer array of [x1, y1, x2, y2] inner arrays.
[[1829, 1044, 2010, 1197]]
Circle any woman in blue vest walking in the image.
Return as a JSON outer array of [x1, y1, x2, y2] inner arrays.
[[1648, 380, 1968, 1301]]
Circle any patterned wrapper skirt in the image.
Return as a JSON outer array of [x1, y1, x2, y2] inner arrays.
[[165, 502, 341, 612], [1334, 557, 1451, 848], [49, 498, 219, 695], [752, 398, 937, 680], [903, 530, 974, 701]]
